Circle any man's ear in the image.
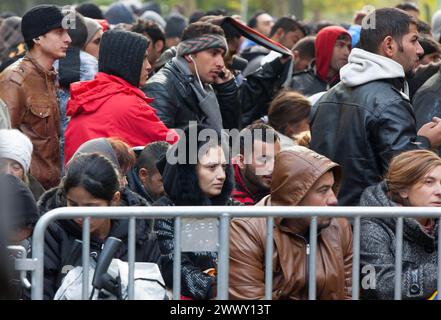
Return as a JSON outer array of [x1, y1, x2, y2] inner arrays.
[[380, 36, 395, 58], [138, 167, 149, 183], [155, 40, 165, 54], [111, 191, 121, 205], [274, 28, 284, 41], [399, 189, 409, 200], [184, 54, 192, 63], [233, 154, 246, 169], [292, 50, 300, 61]]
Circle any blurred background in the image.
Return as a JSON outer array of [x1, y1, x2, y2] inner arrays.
[[0, 0, 439, 23]]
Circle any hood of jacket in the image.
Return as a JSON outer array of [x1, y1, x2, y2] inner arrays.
[[340, 48, 406, 87], [315, 26, 351, 84], [266, 146, 341, 235], [67, 72, 152, 118], [360, 181, 438, 245]]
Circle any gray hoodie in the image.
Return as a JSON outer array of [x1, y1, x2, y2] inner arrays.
[[340, 48, 409, 97], [359, 181, 438, 300]]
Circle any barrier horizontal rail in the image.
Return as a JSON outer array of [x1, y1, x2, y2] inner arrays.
[[29, 206, 441, 300]]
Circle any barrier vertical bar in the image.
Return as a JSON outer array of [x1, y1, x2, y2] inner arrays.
[[264, 217, 274, 300], [173, 217, 181, 300], [394, 217, 403, 300], [308, 216, 317, 300], [438, 218, 441, 300], [128, 217, 136, 300], [82, 217, 90, 300], [352, 216, 361, 300], [217, 213, 230, 300]]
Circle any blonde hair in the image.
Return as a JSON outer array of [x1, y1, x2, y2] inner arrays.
[[385, 150, 441, 205]]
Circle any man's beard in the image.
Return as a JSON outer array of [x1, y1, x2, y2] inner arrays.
[[243, 165, 270, 193]]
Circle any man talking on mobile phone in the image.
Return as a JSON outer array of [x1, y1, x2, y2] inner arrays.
[[144, 21, 240, 130]]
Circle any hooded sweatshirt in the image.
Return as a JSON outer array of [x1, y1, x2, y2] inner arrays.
[[340, 48, 408, 94], [229, 146, 353, 300], [359, 181, 438, 300], [315, 26, 351, 84]]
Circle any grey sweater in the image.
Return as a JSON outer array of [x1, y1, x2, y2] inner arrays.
[[359, 181, 438, 300]]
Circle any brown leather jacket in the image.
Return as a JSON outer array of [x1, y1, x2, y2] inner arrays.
[[229, 146, 353, 300], [0, 54, 61, 189]]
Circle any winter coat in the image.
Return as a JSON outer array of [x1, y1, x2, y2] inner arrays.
[[152, 135, 238, 299], [310, 48, 431, 206], [144, 59, 241, 130], [412, 68, 441, 155], [229, 147, 353, 300], [64, 72, 178, 165], [290, 63, 329, 97], [359, 181, 438, 300], [37, 186, 161, 299], [0, 54, 61, 189]]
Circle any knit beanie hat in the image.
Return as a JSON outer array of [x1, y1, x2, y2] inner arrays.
[[140, 10, 166, 30], [0, 16, 23, 62], [0, 174, 39, 229], [104, 2, 135, 25], [99, 29, 149, 87], [83, 17, 103, 48], [66, 11, 88, 49], [165, 13, 188, 38], [76, 2, 104, 20], [0, 129, 33, 172], [176, 33, 228, 57], [21, 5, 65, 42]]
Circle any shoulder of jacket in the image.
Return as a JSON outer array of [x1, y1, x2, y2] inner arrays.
[[2, 61, 28, 86]]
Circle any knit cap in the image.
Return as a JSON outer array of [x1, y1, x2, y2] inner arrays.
[[0, 129, 33, 172], [98, 29, 149, 87], [21, 5, 65, 42]]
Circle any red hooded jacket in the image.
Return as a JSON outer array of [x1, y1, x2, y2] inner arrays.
[[64, 72, 178, 165], [315, 26, 351, 84]]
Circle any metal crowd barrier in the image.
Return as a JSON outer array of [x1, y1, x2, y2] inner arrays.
[[22, 206, 441, 300]]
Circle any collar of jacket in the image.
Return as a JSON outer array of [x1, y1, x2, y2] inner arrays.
[[24, 53, 57, 80]]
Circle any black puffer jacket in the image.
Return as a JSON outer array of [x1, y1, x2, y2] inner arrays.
[[359, 181, 438, 300], [310, 48, 431, 206], [153, 124, 240, 300], [144, 60, 241, 130], [37, 186, 161, 299], [412, 69, 441, 155]]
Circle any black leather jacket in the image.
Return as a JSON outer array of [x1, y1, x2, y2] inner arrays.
[[412, 69, 441, 154], [290, 68, 328, 97], [144, 60, 241, 130], [310, 78, 431, 206]]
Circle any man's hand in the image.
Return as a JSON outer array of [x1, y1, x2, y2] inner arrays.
[[418, 117, 441, 148], [213, 66, 234, 84]]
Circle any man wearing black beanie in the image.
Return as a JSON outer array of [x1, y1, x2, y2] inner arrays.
[[64, 30, 179, 165], [0, 5, 71, 190]]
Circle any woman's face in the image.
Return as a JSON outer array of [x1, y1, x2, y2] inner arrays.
[[0, 158, 25, 180], [196, 145, 227, 198], [399, 165, 441, 207], [66, 186, 120, 239]]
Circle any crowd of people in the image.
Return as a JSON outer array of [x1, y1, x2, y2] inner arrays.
[[0, 0, 441, 300]]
